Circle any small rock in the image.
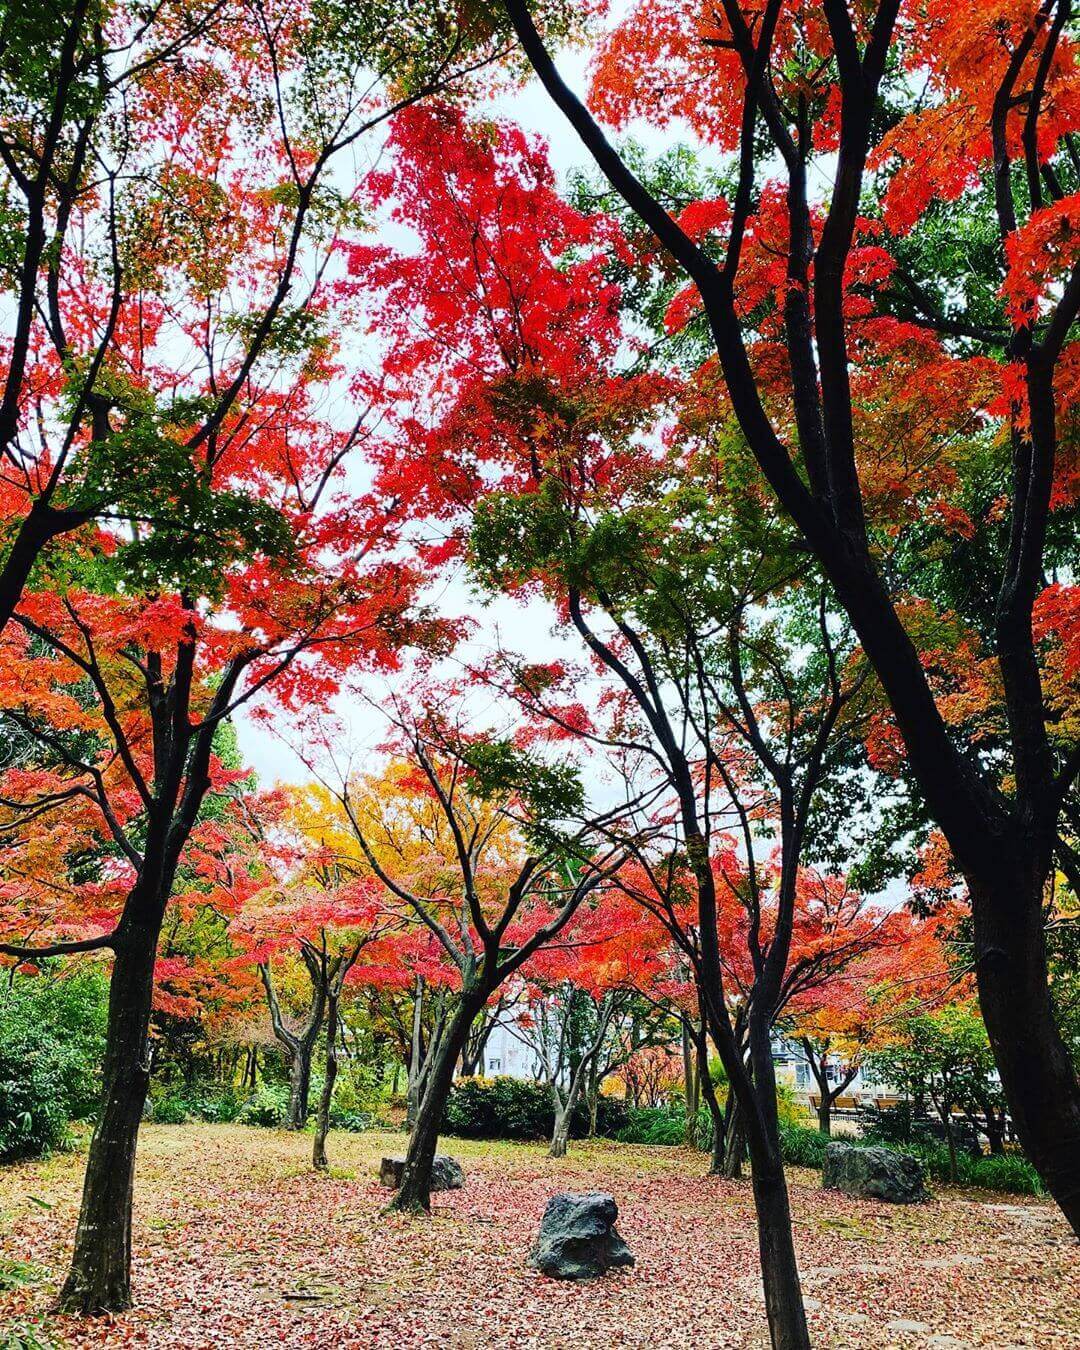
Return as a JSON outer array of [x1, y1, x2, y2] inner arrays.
[[377, 1154, 464, 1191], [822, 1142, 927, 1203], [528, 1192, 635, 1281], [885, 1320, 932, 1335]]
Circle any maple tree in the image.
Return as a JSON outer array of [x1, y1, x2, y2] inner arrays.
[[0, 0, 482, 1305], [500, 0, 1080, 1258], [303, 693, 633, 1210], [507, 896, 670, 1155], [0, 0, 528, 642], [353, 99, 889, 1344], [781, 898, 955, 1134]]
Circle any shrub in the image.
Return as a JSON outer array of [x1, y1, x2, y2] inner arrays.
[[584, 1094, 632, 1140], [147, 1082, 244, 1125], [967, 1152, 1043, 1195], [329, 1109, 373, 1133], [616, 1107, 686, 1145], [444, 1076, 552, 1140], [150, 1093, 191, 1125], [194, 1085, 243, 1123], [778, 1122, 830, 1168], [237, 1084, 290, 1127], [0, 969, 108, 1162]]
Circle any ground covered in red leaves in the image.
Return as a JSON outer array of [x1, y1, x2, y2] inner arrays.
[[0, 1125, 1076, 1348]]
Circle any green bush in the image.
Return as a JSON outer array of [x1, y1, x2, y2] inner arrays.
[[441, 1076, 629, 1141], [148, 1082, 243, 1125], [150, 1093, 191, 1124], [589, 1094, 631, 1139], [0, 969, 108, 1162], [616, 1106, 686, 1145], [778, 1122, 831, 1168], [444, 1077, 552, 1140], [966, 1152, 1043, 1195], [329, 1109, 373, 1133], [194, 1085, 243, 1123], [237, 1084, 290, 1127]]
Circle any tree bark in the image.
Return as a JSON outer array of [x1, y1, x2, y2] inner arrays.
[[817, 1099, 832, 1137], [549, 1107, 569, 1158], [723, 1096, 746, 1180], [389, 994, 481, 1213], [312, 993, 340, 1170], [746, 1020, 811, 1350], [682, 1021, 700, 1144], [286, 1041, 315, 1129], [971, 873, 1080, 1232], [57, 918, 158, 1313], [700, 1070, 726, 1174]]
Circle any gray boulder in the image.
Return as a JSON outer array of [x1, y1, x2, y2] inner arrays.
[[822, 1142, 927, 1203], [378, 1154, 464, 1191], [528, 1192, 635, 1280]]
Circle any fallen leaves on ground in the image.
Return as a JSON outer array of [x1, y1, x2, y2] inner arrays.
[[0, 1125, 1076, 1348]]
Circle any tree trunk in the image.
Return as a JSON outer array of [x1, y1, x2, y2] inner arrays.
[[723, 1097, 746, 1180], [682, 1022, 698, 1142], [985, 1110, 1005, 1156], [57, 920, 158, 1313], [746, 1021, 811, 1350], [549, 1105, 569, 1158], [751, 1162, 811, 1350], [313, 994, 340, 1170], [286, 1043, 314, 1130], [701, 1077, 725, 1174], [970, 873, 1080, 1234], [389, 995, 480, 1213], [817, 1097, 832, 1136], [587, 1076, 600, 1137]]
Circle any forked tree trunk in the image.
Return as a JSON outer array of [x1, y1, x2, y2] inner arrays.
[[313, 994, 340, 1170], [971, 873, 1080, 1234], [389, 995, 481, 1213], [287, 1048, 314, 1130], [57, 916, 159, 1313]]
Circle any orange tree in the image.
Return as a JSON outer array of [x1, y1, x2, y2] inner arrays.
[[303, 690, 635, 1211], [499, 0, 1080, 1243], [0, 0, 529, 638], [351, 102, 879, 1345], [0, 0, 471, 1300]]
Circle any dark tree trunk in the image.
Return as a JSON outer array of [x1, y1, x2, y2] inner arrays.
[[817, 1098, 832, 1136], [389, 995, 480, 1213], [587, 1078, 600, 1137], [745, 1020, 811, 1350], [723, 1096, 746, 1180], [971, 873, 1080, 1232], [700, 1075, 725, 1174], [286, 1044, 314, 1130], [695, 1026, 725, 1171], [984, 1109, 1005, 1156], [57, 919, 158, 1313], [313, 994, 340, 1170], [682, 1021, 699, 1142], [752, 1162, 811, 1350]]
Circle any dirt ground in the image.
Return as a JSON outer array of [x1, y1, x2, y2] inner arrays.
[[0, 1124, 1076, 1348]]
